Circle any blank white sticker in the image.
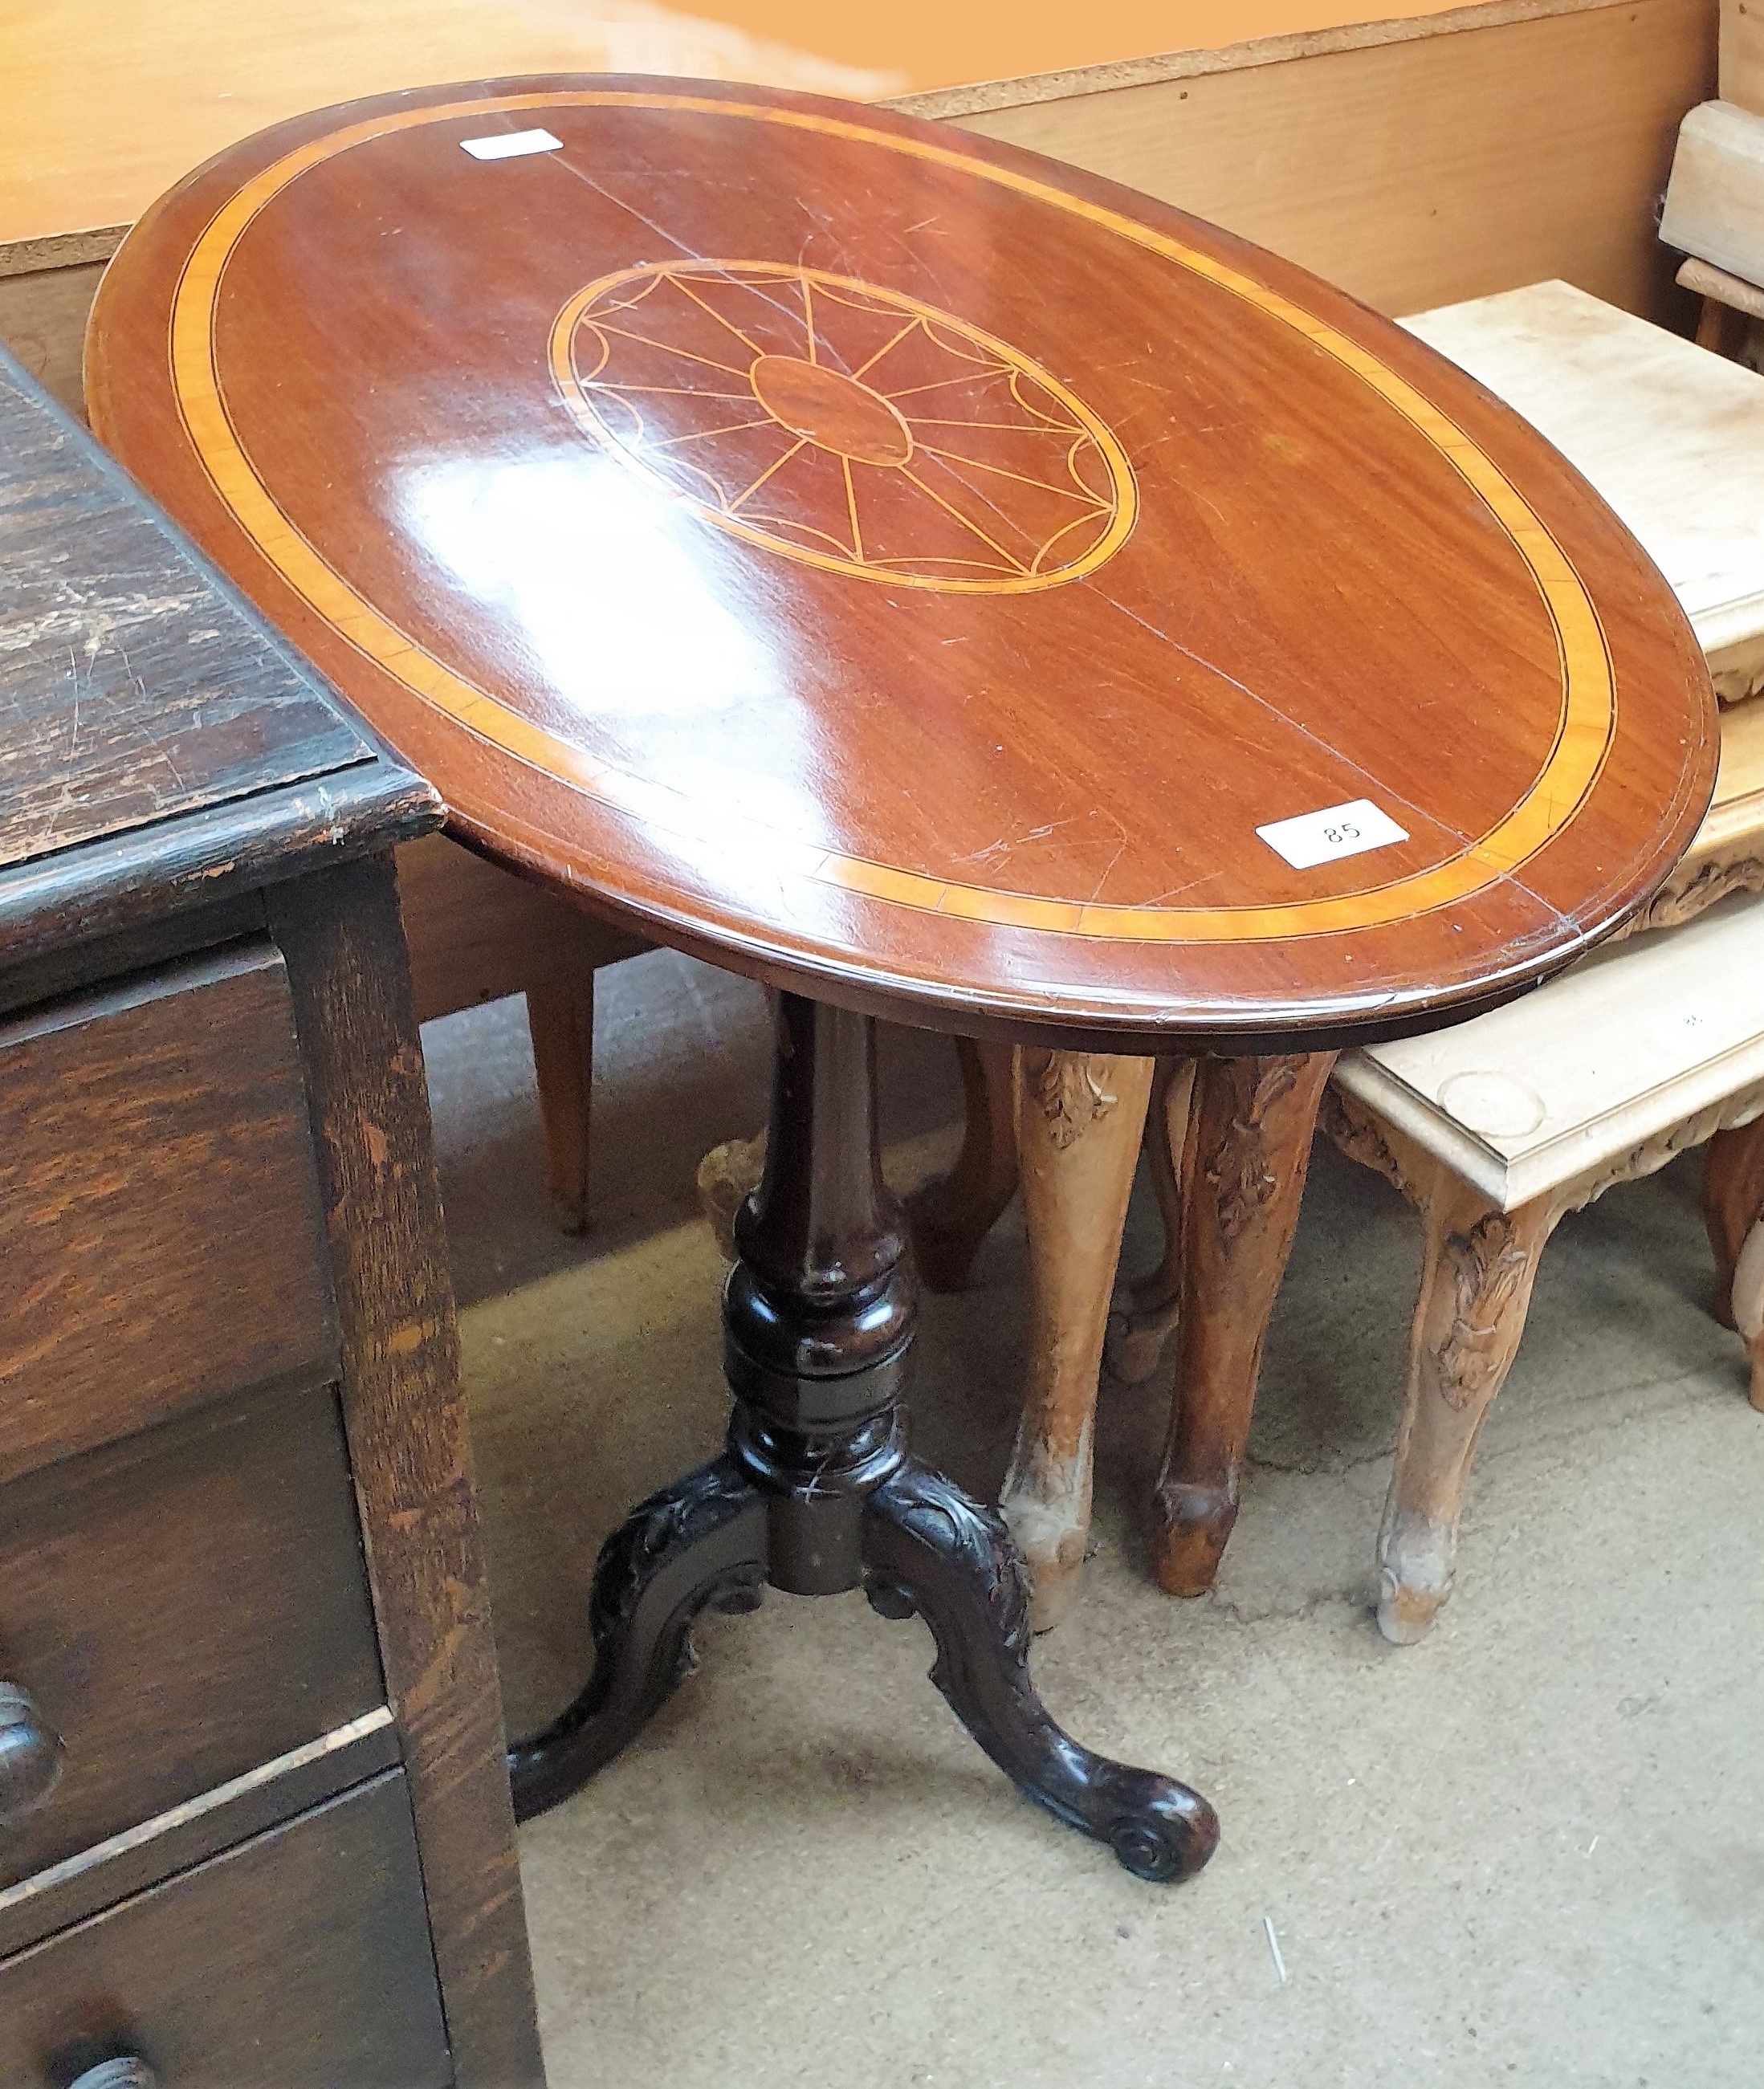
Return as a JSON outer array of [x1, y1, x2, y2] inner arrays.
[[1256, 798, 1408, 871], [460, 128, 564, 161]]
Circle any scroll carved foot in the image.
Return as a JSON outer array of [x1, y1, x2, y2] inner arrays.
[[862, 1458, 1218, 1882], [508, 1456, 768, 1820]]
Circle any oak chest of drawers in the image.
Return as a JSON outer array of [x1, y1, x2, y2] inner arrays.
[[0, 348, 543, 2087]]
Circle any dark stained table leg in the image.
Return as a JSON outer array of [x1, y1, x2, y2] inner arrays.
[[509, 992, 1219, 1882]]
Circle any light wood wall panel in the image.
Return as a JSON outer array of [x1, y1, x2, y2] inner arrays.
[[910, 0, 1718, 322], [0, 0, 1721, 417], [1722, 0, 1764, 108]]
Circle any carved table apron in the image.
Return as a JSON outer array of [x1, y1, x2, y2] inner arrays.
[[85, 76, 1717, 1879]]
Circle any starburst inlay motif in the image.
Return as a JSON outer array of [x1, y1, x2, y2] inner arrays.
[[549, 261, 1138, 592]]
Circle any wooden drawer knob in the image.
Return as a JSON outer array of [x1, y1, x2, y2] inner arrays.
[[65, 2063, 158, 2089], [0, 1681, 64, 1821]]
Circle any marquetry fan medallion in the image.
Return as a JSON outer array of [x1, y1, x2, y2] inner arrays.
[[550, 261, 1138, 591]]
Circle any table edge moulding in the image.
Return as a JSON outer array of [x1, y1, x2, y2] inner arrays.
[[85, 72, 1720, 1057]]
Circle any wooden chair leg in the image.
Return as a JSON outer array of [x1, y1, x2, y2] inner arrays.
[[1704, 1115, 1764, 1411], [904, 1036, 1020, 1292], [1738, 1217, 1764, 1414], [1376, 1170, 1564, 1643], [1151, 1053, 1335, 1597], [1696, 293, 1749, 360], [526, 976, 595, 1236], [1000, 1049, 1155, 1629], [1103, 1059, 1195, 1385]]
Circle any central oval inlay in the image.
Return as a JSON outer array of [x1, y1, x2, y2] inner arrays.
[[749, 355, 915, 466], [552, 261, 1135, 592]]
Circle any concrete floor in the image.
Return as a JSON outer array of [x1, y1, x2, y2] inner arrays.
[[422, 949, 1764, 2089]]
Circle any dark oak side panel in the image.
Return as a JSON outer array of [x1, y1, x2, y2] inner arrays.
[[0, 1380, 385, 1894], [267, 857, 544, 2089], [0, 942, 338, 1485], [0, 1772, 450, 2089]]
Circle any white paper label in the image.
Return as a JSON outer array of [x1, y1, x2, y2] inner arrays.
[[1256, 798, 1408, 871], [460, 128, 564, 161]]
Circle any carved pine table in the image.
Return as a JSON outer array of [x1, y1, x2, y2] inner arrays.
[[87, 76, 1717, 1881]]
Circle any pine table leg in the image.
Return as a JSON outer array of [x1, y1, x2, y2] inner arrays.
[[526, 976, 596, 1236]]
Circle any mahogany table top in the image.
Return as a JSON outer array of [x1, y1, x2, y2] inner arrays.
[[87, 76, 1719, 1051]]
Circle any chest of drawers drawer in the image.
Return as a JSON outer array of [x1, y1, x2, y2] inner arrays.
[[0, 940, 338, 1488], [0, 1769, 450, 2089], [0, 1379, 386, 1916]]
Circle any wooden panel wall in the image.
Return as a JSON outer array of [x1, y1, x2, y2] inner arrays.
[[1722, 0, 1764, 108], [0, 0, 1721, 421], [907, 0, 1718, 322]]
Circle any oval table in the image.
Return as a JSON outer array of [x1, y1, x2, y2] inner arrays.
[[87, 76, 1718, 1883]]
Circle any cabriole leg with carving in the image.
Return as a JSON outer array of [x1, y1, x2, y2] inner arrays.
[[1000, 1049, 1155, 1628], [1702, 1115, 1764, 1410], [1152, 1053, 1335, 1597], [1103, 1058, 1196, 1387], [1377, 1171, 1564, 1644], [905, 1036, 1021, 1292], [510, 995, 1219, 1881]]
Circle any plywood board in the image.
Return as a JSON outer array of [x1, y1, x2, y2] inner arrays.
[[0, 1, 1719, 413], [1721, 0, 1764, 109], [922, 0, 1716, 320]]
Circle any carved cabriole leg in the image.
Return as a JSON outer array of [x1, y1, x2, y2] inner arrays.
[[1378, 1168, 1566, 1644], [1151, 1053, 1336, 1597], [1736, 1217, 1764, 1413], [513, 994, 1220, 1882], [904, 1036, 1020, 1292], [1704, 1114, 1764, 1411], [1000, 1051, 1156, 1628], [1331, 1085, 1764, 1641], [1104, 1058, 1196, 1386]]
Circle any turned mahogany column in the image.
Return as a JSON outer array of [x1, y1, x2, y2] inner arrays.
[[510, 996, 1218, 1880]]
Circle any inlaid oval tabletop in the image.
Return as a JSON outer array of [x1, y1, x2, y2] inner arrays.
[[87, 77, 1719, 1049]]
